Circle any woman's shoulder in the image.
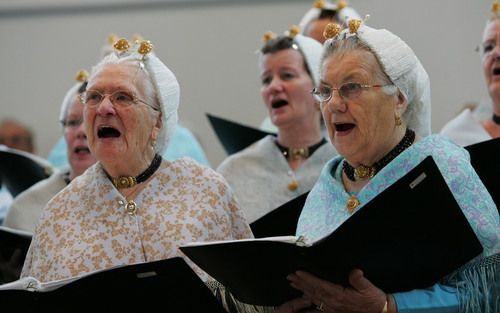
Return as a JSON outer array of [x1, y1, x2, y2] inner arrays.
[[217, 135, 276, 171]]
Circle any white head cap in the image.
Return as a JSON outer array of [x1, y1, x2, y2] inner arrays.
[[299, 0, 361, 36], [324, 22, 431, 137], [59, 70, 89, 131], [260, 28, 323, 86], [89, 38, 179, 154]]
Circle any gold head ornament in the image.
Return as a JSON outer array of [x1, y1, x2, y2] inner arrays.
[[113, 38, 131, 53], [493, 1, 500, 14], [347, 14, 370, 34], [75, 69, 89, 82], [262, 31, 276, 43], [288, 25, 301, 38], [336, 0, 347, 11], [323, 23, 343, 40], [313, 0, 326, 9], [137, 40, 154, 57]]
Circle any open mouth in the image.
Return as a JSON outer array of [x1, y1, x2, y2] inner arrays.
[[97, 126, 121, 138], [334, 123, 355, 132], [271, 99, 288, 109], [74, 146, 90, 154], [493, 67, 500, 76]]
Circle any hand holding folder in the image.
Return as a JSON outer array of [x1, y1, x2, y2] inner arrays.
[[181, 156, 483, 306]]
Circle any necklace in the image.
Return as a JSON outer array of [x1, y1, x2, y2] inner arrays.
[[493, 114, 500, 125], [343, 128, 415, 182], [275, 138, 327, 160], [106, 154, 162, 189]]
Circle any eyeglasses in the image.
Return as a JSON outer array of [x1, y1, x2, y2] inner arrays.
[[311, 82, 392, 102], [80, 90, 152, 109], [61, 118, 83, 128]]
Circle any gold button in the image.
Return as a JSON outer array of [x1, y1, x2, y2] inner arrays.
[[288, 180, 299, 191], [346, 195, 359, 214]]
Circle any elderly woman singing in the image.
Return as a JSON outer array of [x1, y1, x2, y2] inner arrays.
[[21, 38, 252, 283], [278, 18, 499, 313]]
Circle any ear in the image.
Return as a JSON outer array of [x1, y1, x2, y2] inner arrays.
[[395, 90, 408, 116], [151, 111, 162, 141]]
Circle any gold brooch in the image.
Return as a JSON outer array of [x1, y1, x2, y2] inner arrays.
[[346, 195, 359, 213], [336, 0, 348, 11], [113, 38, 130, 53], [354, 165, 376, 180], [323, 23, 343, 40], [493, 1, 500, 14], [75, 69, 89, 82], [288, 25, 300, 38], [125, 200, 138, 215], [112, 176, 137, 189], [313, 0, 326, 9]]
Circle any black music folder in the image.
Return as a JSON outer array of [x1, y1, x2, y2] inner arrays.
[[206, 113, 274, 155], [0, 146, 53, 197], [465, 137, 499, 207], [0, 257, 227, 313], [250, 192, 309, 238], [181, 156, 483, 306], [0, 226, 32, 284]]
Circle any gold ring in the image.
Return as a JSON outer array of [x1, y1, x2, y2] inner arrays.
[[316, 302, 325, 312]]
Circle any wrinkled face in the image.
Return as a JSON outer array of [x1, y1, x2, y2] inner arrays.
[[304, 18, 335, 44], [319, 49, 404, 165], [84, 63, 161, 163], [63, 97, 96, 176], [259, 49, 318, 130], [481, 19, 500, 100]]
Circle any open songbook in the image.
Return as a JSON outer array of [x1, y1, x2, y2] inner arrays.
[[0, 145, 53, 197], [181, 156, 483, 306], [0, 257, 227, 313], [206, 113, 274, 155], [0, 226, 32, 284]]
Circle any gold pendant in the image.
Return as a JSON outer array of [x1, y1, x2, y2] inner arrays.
[[346, 195, 359, 214], [288, 180, 299, 191], [125, 200, 138, 215]]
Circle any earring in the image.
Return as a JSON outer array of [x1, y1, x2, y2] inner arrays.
[[151, 139, 156, 151], [395, 114, 402, 126]]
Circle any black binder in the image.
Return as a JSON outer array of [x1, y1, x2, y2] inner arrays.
[[250, 192, 309, 238], [465, 138, 499, 207], [0, 257, 227, 313], [181, 156, 483, 306], [206, 113, 274, 155], [0, 226, 32, 284], [0, 147, 52, 197]]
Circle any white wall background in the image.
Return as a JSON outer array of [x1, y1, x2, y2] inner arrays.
[[0, 0, 492, 167]]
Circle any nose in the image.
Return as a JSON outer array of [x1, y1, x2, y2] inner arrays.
[[96, 96, 116, 116], [76, 120, 87, 139], [322, 92, 347, 114], [266, 77, 284, 92]]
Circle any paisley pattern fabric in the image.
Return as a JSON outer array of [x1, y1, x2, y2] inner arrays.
[[22, 157, 253, 283], [296, 134, 499, 313], [297, 135, 499, 256]]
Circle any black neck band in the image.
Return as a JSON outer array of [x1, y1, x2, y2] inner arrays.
[[106, 154, 162, 188], [275, 138, 327, 160], [342, 128, 415, 182]]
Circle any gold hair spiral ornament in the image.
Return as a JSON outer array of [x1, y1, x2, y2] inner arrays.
[[288, 25, 301, 38], [323, 23, 343, 40], [113, 38, 131, 53], [493, 1, 500, 14], [336, 0, 348, 11], [348, 19, 363, 34], [75, 69, 89, 82], [262, 31, 276, 43], [313, 0, 326, 9], [137, 40, 154, 57]]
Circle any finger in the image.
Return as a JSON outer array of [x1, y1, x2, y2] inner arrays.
[[277, 297, 312, 313], [348, 269, 377, 292]]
